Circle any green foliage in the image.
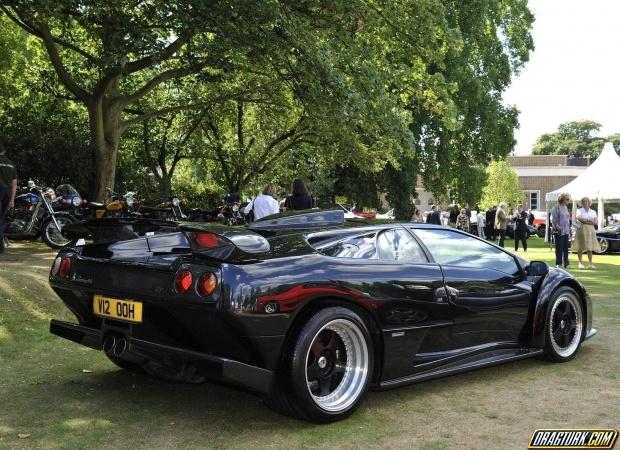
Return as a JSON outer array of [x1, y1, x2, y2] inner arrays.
[[413, 0, 533, 203], [479, 160, 523, 210], [0, 0, 534, 206], [532, 120, 607, 158]]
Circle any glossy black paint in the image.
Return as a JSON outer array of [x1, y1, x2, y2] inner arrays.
[[596, 224, 620, 253], [49, 221, 595, 395]]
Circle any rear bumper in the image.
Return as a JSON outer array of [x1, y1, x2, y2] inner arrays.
[[50, 319, 274, 394]]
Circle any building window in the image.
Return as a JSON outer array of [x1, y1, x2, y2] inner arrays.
[[524, 190, 539, 210]]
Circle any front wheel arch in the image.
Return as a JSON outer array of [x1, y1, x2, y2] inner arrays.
[[543, 286, 585, 361]]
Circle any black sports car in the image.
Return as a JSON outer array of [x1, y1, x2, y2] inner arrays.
[[596, 223, 620, 254], [49, 211, 596, 423]]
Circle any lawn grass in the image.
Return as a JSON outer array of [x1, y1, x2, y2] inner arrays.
[[0, 237, 619, 449]]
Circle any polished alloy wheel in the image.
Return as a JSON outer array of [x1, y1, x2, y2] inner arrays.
[[550, 295, 583, 358], [305, 318, 369, 412], [599, 238, 609, 254]]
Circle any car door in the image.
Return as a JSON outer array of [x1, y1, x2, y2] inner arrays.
[[411, 228, 532, 352], [368, 228, 453, 380]]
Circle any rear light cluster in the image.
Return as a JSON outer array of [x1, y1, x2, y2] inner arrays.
[[174, 270, 218, 297], [187, 232, 227, 250], [52, 256, 72, 278]]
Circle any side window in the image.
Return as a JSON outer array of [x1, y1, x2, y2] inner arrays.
[[320, 233, 377, 259], [413, 228, 519, 274], [376, 229, 427, 262]]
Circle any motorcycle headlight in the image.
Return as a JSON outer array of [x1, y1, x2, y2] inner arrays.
[[172, 197, 180, 207], [232, 204, 239, 212], [72, 196, 82, 207]]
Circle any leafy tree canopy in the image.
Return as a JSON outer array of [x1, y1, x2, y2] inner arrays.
[[479, 160, 523, 210], [531, 120, 620, 158]]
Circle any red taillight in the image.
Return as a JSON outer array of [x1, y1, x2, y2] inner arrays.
[[197, 273, 217, 297], [62, 199, 68, 204], [82, 199, 88, 204], [175, 270, 193, 293], [59, 258, 72, 278], [194, 232, 223, 248]]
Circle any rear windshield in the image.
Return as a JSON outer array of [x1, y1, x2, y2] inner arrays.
[[318, 233, 377, 259]]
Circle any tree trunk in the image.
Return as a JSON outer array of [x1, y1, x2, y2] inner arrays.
[[88, 98, 122, 202]]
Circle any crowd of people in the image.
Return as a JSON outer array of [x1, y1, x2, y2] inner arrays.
[[425, 195, 604, 270], [425, 202, 533, 251]]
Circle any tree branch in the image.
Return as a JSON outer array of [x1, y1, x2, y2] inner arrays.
[[2, 6, 98, 63], [124, 63, 210, 105], [123, 35, 191, 74], [120, 82, 279, 130], [35, 20, 90, 102]]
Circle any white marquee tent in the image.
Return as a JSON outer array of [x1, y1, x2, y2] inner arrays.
[[545, 142, 620, 232]]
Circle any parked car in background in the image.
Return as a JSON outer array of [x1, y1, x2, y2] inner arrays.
[[336, 204, 362, 219], [532, 210, 547, 237], [596, 223, 620, 254], [375, 209, 394, 220]]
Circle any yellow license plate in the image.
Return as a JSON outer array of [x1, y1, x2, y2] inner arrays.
[[93, 295, 143, 323]]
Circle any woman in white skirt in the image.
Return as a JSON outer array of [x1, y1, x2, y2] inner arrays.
[[574, 197, 601, 269]]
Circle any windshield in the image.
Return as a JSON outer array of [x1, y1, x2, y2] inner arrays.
[[56, 184, 80, 196]]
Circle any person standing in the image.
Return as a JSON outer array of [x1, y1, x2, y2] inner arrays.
[[456, 208, 470, 232], [426, 205, 441, 225], [495, 202, 508, 247], [574, 197, 601, 269], [283, 179, 313, 211], [486, 206, 497, 240], [476, 210, 486, 238], [513, 204, 528, 252], [0, 143, 17, 255], [448, 204, 459, 228], [550, 193, 571, 268], [411, 208, 423, 223], [244, 184, 279, 221]]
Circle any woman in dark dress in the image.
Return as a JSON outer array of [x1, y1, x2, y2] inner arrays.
[[284, 179, 313, 210]]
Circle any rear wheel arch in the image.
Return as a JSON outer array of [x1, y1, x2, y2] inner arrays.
[[280, 297, 383, 383]]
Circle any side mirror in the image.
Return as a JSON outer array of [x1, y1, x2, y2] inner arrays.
[[527, 261, 549, 276]]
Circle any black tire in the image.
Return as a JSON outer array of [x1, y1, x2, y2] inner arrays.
[[544, 287, 584, 362], [41, 215, 78, 249], [265, 307, 373, 423]]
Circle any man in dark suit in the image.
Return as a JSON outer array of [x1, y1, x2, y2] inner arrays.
[[426, 205, 442, 225], [485, 206, 497, 240]]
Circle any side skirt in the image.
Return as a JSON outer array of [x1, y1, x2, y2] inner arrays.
[[377, 347, 543, 390]]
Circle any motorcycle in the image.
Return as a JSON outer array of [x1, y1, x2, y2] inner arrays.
[[138, 195, 188, 222], [217, 201, 245, 226], [3, 181, 79, 249], [82, 189, 139, 219]]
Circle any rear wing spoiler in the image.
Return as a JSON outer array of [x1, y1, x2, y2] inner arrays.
[[62, 218, 271, 259], [63, 210, 344, 258]]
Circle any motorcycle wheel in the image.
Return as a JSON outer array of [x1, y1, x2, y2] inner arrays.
[[41, 215, 78, 249]]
